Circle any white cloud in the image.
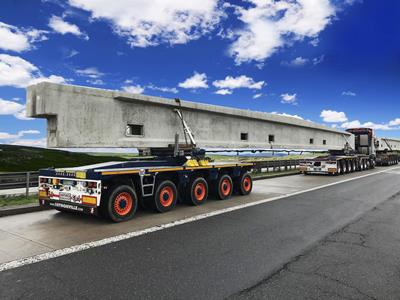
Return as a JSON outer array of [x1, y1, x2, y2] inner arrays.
[[271, 111, 304, 120], [320, 109, 348, 123], [87, 79, 105, 85], [341, 120, 394, 131], [280, 93, 297, 104], [342, 90, 356, 96], [0, 98, 24, 115], [0, 130, 40, 140], [282, 56, 309, 67], [147, 84, 178, 94], [0, 54, 67, 88], [122, 85, 144, 94], [75, 67, 104, 78], [213, 75, 264, 90], [178, 72, 208, 89], [389, 118, 400, 126], [228, 0, 335, 64], [10, 138, 47, 147], [253, 93, 262, 99], [49, 15, 88, 39], [312, 54, 325, 65], [215, 89, 232, 95], [69, 0, 222, 47], [0, 21, 48, 52]]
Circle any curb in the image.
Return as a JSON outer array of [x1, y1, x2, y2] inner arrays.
[[0, 203, 51, 218]]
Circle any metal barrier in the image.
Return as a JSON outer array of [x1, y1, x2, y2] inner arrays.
[[251, 159, 301, 173], [0, 172, 39, 197]]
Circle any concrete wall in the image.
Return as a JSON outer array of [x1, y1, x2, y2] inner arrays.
[[26, 82, 351, 150]]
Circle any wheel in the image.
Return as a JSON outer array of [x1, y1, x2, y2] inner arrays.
[[215, 174, 233, 200], [235, 172, 253, 195], [188, 177, 208, 206], [338, 161, 344, 175], [102, 185, 138, 222], [154, 180, 178, 213], [350, 161, 355, 172]]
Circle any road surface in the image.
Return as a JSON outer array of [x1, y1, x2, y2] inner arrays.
[[1, 166, 400, 299]]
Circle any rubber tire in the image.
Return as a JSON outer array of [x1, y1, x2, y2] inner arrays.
[[102, 185, 138, 223], [215, 174, 233, 200], [235, 172, 253, 196], [338, 161, 344, 175], [154, 180, 178, 213], [188, 177, 208, 206]]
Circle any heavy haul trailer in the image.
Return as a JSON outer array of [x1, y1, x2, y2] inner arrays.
[[38, 159, 253, 222], [375, 138, 399, 166], [37, 100, 254, 222], [376, 150, 399, 166], [299, 128, 377, 175]]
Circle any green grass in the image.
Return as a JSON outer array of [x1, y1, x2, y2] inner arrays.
[[0, 144, 130, 172], [0, 194, 38, 207]]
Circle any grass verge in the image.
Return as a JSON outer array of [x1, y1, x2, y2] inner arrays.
[[0, 194, 38, 207]]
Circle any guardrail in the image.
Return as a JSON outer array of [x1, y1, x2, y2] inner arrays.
[[0, 160, 301, 197], [0, 172, 39, 197], [251, 159, 300, 173]]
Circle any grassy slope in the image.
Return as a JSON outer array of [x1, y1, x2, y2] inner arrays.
[[0, 145, 130, 172]]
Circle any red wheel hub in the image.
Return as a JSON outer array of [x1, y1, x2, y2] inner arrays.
[[194, 182, 206, 201], [243, 177, 251, 192], [220, 179, 231, 196], [160, 186, 174, 207], [114, 192, 133, 216]]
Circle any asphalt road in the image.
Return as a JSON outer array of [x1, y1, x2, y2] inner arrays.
[[1, 168, 400, 299]]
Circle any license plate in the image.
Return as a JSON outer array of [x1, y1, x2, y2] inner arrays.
[[59, 192, 71, 202], [314, 167, 321, 171]]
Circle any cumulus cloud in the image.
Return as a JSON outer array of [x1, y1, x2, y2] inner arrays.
[[228, 0, 335, 64], [280, 93, 297, 104], [75, 67, 104, 78], [320, 109, 348, 123], [122, 85, 145, 94], [0, 130, 40, 140], [214, 89, 232, 95], [342, 90, 356, 96], [86, 79, 105, 85], [270, 111, 304, 120], [9, 138, 47, 148], [282, 56, 309, 67], [147, 84, 178, 94], [0, 98, 34, 120], [179, 72, 208, 89], [213, 75, 264, 91], [49, 15, 88, 39], [0, 21, 48, 52], [0, 54, 66, 88], [340, 119, 400, 131], [68, 0, 222, 47]]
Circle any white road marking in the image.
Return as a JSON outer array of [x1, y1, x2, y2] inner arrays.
[[1, 166, 399, 272]]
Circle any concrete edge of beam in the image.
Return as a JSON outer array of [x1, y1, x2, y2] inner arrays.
[[27, 82, 351, 136]]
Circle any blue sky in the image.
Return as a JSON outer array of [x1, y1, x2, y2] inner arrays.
[[0, 0, 399, 148]]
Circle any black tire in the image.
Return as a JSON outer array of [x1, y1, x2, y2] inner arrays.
[[235, 172, 253, 196], [102, 185, 138, 222], [187, 177, 208, 206], [215, 174, 233, 200], [154, 180, 178, 213], [338, 161, 344, 175]]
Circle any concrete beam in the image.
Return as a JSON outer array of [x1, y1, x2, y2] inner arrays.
[[26, 82, 351, 149]]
